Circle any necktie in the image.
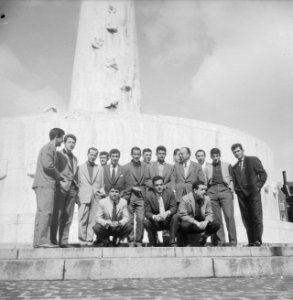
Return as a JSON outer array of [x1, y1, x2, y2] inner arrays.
[[184, 162, 188, 178], [111, 165, 116, 183], [112, 202, 118, 221], [158, 196, 165, 215], [239, 160, 243, 170]]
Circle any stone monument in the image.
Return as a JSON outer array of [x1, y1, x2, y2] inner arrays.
[[0, 0, 292, 244]]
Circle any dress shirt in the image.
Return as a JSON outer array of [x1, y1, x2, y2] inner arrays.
[[156, 161, 165, 177], [110, 164, 117, 180], [157, 194, 165, 215], [183, 159, 191, 178]]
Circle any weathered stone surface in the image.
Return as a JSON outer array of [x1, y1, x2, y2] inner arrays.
[[0, 259, 64, 281], [64, 257, 213, 279], [175, 247, 252, 257], [0, 249, 17, 260], [18, 248, 102, 259], [214, 257, 293, 277], [102, 247, 175, 258]]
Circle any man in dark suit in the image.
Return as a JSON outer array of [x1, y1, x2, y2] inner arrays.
[[124, 147, 148, 247], [51, 134, 79, 248], [171, 147, 206, 203], [144, 176, 179, 247], [103, 149, 129, 197], [178, 181, 220, 247], [231, 143, 267, 246], [32, 128, 65, 248]]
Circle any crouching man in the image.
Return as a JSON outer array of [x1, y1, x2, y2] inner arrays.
[[144, 176, 179, 247], [93, 186, 133, 247], [178, 181, 220, 246]]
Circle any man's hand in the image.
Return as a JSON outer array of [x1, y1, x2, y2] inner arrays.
[[160, 211, 171, 220], [58, 176, 66, 182], [96, 190, 106, 198], [111, 221, 120, 227], [153, 214, 164, 222], [197, 220, 208, 230]]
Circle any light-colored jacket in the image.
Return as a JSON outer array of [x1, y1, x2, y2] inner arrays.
[[77, 162, 104, 204], [178, 192, 213, 224], [32, 142, 62, 189], [205, 161, 234, 191], [96, 197, 129, 227]]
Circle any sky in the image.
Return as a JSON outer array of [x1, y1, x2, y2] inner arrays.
[[0, 0, 293, 182]]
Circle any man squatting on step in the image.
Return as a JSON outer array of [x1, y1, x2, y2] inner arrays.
[[32, 128, 267, 248]]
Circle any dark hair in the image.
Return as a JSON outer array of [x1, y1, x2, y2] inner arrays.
[[156, 145, 166, 153], [192, 181, 206, 190], [195, 149, 206, 157], [210, 148, 221, 156], [173, 148, 180, 156], [109, 148, 120, 157], [49, 128, 65, 140], [64, 134, 77, 143], [131, 147, 141, 155], [143, 148, 152, 155], [109, 185, 121, 192], [99, 151, 109, 159], [152, 175, 164, 185], [87, 147, 98, 154], [181, 147, 191, 155], [231, 143, 244, 151]]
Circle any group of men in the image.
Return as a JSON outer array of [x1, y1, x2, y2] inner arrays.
[[32, 128, 267, 248]]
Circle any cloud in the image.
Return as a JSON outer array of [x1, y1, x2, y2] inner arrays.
[[0, 44, 65, 116]]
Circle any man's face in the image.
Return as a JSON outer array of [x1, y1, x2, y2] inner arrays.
[[211, 153, 221, 164], [232, 147, 244, 160], [156, 150, 166, 163], [196, 151, 205, 165], [154, 179, 164, 194], [109, 188, 120, 201], [131, 149, 141, 163], [56, 136, 64, 147], [179, 148, 190, 163], [99, 155, 108, 166], [173, 152, 181, 163], [88, 150, 98, 164], [194, 184, 207, 199], [110, 153, 120, 165], [64, 138, 76, 152], [143, 151, 152, 163]]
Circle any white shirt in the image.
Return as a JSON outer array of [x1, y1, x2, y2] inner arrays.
[[183, 159, 191, 178], [158, 195, 165, 214], [110, 164, 118, 178]]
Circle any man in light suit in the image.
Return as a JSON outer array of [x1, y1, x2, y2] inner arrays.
[[103, 149, 129, 197], [124, 147, 148, 247], [51, 134, 79, 248], [93, 186, 132, 247], [171, 147, 206, 203], [32, 128, 65, 248], [231, 143, 267, 246], [145, 145, 173, 190], [178, 181, 220, 246], [205, 148, 237, 246], [77, 147, 105, 246]]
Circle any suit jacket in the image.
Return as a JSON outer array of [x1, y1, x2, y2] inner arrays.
[[56, 149, 78, 192], [171, 160, 206, 201], [96, 197, 129, 227], [145, 161, 174, 189], [77, 162, 104, 204], [32, 142, 62, 189], [205, 161, 234, 191], [144, 188, 177, 220], [103, 164, 129, 196], [123, 161, 148, 201], [232, 156, 267, 197], [178, 192, 213, 224]]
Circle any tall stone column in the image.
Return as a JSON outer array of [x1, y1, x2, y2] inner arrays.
[[69, 0, 141, 112]]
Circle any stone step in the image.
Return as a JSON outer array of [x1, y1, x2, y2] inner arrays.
[[1, 247, 293, 281]]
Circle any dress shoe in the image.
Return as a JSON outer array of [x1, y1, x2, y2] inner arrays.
[[254, 241, 262, 247], [199, 235, 207, 247], [169, 243, 178, 247], [245, 243, 255, 247], [59, 244, 72, 248], [136, 242, 143, 247], [34, 243, 59, 248], [128, 242, 136, 247]]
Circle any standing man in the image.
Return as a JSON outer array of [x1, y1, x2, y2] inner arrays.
[[51, 134, 79, 248], [231, 143, 267, 246], [32, 128, 65, 248], [93, 186, 133, 247], [195, 149, 208, 172], [145, 146, 173, 190], [103, 148, 129, 197], [142, 148, 152, 164], [178, 181, 220, 247], [124, 147, 148, 247], [99, 151, 109, 167], [173, 148, 181, 164], [172, 147, 206, 203], [77, 147, 105, 246], [144, 176, 178, 247], [205, 148, 237, 246]]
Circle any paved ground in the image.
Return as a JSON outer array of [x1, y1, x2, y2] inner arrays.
[[0, 277, 292, 300]]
